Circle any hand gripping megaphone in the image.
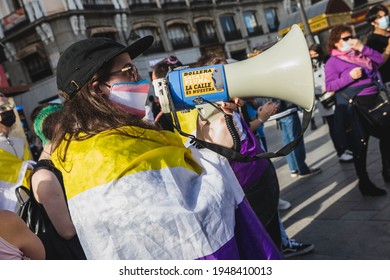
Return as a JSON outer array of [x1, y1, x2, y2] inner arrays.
[[152, 24, 314, 159]]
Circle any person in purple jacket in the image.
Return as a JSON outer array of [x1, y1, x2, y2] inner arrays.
[[325, 24, 389, 196]]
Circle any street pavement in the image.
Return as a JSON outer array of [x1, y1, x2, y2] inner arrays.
[[263, 111, 390, 260]]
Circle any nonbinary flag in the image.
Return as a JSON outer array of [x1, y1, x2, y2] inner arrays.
[[0, 142, 32, 211], [52, 127, 282, 260]]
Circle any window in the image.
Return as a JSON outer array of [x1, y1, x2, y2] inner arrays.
[[137, 27, 165, 53], [167, 25, 192, 49], [5, 0, 23, 10], [219, 15, 241, 41], [23, 53, 53, 82], [196, 21, 218, 44], [243, 11, 263, 36], [264, 8, 279, 32], [290, 4, 298, 13]]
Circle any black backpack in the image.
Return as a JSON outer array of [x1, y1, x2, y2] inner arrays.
[[15, 160, 86, 260]]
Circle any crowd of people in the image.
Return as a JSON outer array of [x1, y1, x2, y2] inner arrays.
[[1, 4, 389, 260]]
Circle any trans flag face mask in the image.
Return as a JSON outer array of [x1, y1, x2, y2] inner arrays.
[[108, 79, 150, 117]]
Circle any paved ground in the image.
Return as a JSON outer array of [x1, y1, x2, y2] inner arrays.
[[263, 111, 390, 260]]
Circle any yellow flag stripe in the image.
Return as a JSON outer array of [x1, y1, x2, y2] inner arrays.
[[52, 127, 202, 199], [0, 149, 23, 183]]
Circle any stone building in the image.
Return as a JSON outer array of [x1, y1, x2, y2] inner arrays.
[[0, 0, 286, 121], [0, 0, 387, 132]]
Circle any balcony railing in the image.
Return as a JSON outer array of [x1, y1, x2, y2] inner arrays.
[[143, 41, 165, 54], [247, 26, 264, 37], [81, 0, 115, 10], [223, 30, 242, 41], [215, 0, 237, 3], [198, 35, 219, 45], [129, 0, 159, 9], [161, 0, 188, 8], [171, 37, 193, 49], [190, 0, 214, 6], [1, 7, 29, 34]]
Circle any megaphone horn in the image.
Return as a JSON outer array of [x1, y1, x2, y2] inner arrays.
[[224, 24, 314, 112], [153, 24, 314, 113]]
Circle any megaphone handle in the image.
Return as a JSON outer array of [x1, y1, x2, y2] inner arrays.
[[254, 108, 312, 159], [224, 114, 241, 152]]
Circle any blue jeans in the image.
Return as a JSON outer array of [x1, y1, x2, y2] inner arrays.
[[278, 112, 310, 174], [279, 214, 289, 246]]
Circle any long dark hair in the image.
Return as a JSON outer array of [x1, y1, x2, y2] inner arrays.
[[309, 43, 329, 66], [52, 75, 155, 161]]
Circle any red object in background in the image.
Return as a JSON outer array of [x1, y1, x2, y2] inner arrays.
[[0, 65, 10, 87]]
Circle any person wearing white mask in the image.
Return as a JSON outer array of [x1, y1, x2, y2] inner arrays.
[[325, 24, 389, 197], [365, 4, 390, 89], [365, 5, 390, 184]]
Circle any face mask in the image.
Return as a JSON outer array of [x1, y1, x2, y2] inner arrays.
[[108, 79, 150, 117], [340, 40, 352, 52], [378, 16, 389, 30], [0, 110, 16, 127], [311, 58, 318, 64]]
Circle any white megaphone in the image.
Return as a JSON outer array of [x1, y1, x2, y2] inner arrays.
[[153, 24, 314, 123]]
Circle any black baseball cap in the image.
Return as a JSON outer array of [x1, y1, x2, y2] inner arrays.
[[57, 36, 154, 97]]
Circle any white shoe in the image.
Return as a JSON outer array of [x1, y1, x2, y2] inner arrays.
[[278, 198, 291, 211], [339, 150, 353, 163]]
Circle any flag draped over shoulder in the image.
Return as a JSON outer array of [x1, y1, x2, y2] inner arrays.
[[0, 142, 32, 211], [51, 127, 282, 260]]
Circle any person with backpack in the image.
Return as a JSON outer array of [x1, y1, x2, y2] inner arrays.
[[28, 103, 86, 259]]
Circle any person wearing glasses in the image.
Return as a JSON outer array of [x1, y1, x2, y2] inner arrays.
[[49, 37, 282, 260], [325, 24, 389, 196], [0, 93, 34, 211]]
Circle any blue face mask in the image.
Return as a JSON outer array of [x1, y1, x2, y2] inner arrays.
[[108, 79, 150, 117], [340, 41, 352, 52], [378, 16, 389, 30]]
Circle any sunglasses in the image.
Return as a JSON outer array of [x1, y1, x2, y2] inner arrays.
[[341, 36, 353, 41], [108, 64, 139, 82], [0, 103, 15, 111]]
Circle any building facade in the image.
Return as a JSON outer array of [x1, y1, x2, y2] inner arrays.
[[0, 0, 287, 122], [0, 0, 387, 128]]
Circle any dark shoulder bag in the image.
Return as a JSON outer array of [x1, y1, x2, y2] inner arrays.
[[341, 80, 390, 138], [15, 160, 86, 260]]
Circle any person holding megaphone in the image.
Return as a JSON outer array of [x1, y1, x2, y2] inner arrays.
[[48, 36, 282, 260]]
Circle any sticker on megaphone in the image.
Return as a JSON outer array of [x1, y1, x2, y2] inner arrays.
[[163, 64, 230, 111]]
